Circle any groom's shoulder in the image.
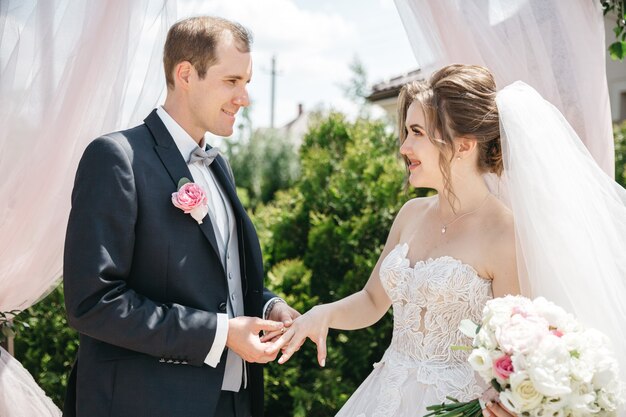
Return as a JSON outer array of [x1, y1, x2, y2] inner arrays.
[[101, 122, 151, 146], [86, 122, 152, 153]]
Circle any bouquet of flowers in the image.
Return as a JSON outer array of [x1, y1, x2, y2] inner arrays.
[[425, 295, 623, 417]]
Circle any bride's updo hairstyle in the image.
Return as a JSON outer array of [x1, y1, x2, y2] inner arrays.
[[397, 64, 502, 207]]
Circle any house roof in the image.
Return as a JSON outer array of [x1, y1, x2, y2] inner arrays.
[[366, 68, 423, 102]]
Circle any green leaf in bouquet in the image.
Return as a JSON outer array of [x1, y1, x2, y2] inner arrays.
[[423, 398, 481, 417], [490, 378, 503, 392], [177, 177, 191, 190], [458, 319, 478, 338], [450, 345, 473, 351]]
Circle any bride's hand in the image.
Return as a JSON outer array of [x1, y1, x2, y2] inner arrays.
[[483, 401, 516, 417], [263, 305, 330, 367]]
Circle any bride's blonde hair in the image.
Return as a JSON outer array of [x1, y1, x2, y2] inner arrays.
[[398, 64, 502, 209]]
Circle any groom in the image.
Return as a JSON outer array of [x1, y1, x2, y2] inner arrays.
[[63, 16, 298, 417]]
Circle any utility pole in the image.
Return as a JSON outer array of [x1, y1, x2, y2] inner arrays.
[[270, 55, 276, 128]]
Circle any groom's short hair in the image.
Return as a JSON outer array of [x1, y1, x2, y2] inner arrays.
[[163, 16, 253, 89]]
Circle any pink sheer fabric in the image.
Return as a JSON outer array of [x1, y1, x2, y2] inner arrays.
[[1, 1, 175, 413], [393, 0, 615, 177], [0, 0, 175, 313]]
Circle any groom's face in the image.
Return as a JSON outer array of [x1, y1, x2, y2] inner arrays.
[[188, 34, 251, 137]]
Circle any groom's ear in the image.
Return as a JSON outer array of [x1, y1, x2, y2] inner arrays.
[[174, 61, 193, 91]]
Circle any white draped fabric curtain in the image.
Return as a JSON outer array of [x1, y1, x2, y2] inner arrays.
[[0, 0, 175, 414], [0, 0, 174, 312], [393, 0, 615, 177]]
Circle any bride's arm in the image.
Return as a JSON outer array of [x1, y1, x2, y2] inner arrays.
[[264, 201, 413, 366]]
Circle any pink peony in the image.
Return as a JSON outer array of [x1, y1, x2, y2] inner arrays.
[[496, 314, 550, 354], [493, 354, 514, 380], [550, 329, 564, 338], [172, 182, 208, 224]]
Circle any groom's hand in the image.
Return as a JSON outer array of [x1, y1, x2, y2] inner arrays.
[[261, 302, 301, 343], [226, 316, 284, 363], [263, 305, 329, 367]]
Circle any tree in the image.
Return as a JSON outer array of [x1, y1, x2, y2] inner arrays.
[[340, 56, 371, 119], [602, 0, 626, 60], [224, 128, 300, 209]]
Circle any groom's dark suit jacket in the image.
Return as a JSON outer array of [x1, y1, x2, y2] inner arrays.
[[63, 110, 275, 417]]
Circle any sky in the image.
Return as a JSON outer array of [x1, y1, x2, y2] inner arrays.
[[177, 0, 418, 131]]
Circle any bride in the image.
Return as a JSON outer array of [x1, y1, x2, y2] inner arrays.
[[265, 63, 626, 417]]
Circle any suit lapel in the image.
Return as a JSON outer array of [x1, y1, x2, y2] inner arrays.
[[144, 110, 222, 261], [210, 154, 247, 220]]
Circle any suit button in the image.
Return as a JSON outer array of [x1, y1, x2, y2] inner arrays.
[[228, 272, 232, 280], [218, 302, 227, 312]]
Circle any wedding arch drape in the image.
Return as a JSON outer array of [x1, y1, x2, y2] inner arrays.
[[393, 0, 615, 177], [1, 0, 176, 414], [0, 0, 175, 312]]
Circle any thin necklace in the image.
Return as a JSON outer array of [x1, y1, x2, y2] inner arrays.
[[438, 192, 491, 234]]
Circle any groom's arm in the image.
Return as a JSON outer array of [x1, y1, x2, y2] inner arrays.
[[64, 136, 281, 366]]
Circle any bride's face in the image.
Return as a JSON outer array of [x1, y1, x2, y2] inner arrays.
[[400, 102, 443, 189]]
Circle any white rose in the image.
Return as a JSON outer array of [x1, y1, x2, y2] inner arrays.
[[597, 388, 619, 411], [566, 382, 597, 417], [468, 347, 493, 381], [476, 327, 498, 350], [508, 371, 544, 412], [526, 335, 572, 397], [535, 399, 566, 417], [496, 314, 550, 355]]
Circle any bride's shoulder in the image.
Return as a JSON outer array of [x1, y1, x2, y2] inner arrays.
[[482, 198, 516, 268], [482, 198, 514, 241], [400, 195, 436, 212], [395, 195, 436, 222]]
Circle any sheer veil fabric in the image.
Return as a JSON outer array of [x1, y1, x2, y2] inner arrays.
[[496, 82, 626, 400], [1, 0, 176, 414], [393, 0, 615, 177]]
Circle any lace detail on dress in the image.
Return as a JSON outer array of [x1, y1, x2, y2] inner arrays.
[[370, 243, 493, 414]]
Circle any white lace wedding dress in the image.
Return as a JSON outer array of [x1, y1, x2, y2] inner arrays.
[[336, 243, 493, 417]]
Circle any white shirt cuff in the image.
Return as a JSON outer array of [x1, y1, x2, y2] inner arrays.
[[204, 313, 228, 367]]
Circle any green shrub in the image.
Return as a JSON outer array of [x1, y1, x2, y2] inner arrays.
[[13, 284, 78, 408]]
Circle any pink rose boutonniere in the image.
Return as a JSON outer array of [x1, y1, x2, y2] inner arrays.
[[171, 178, 208, 224]]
